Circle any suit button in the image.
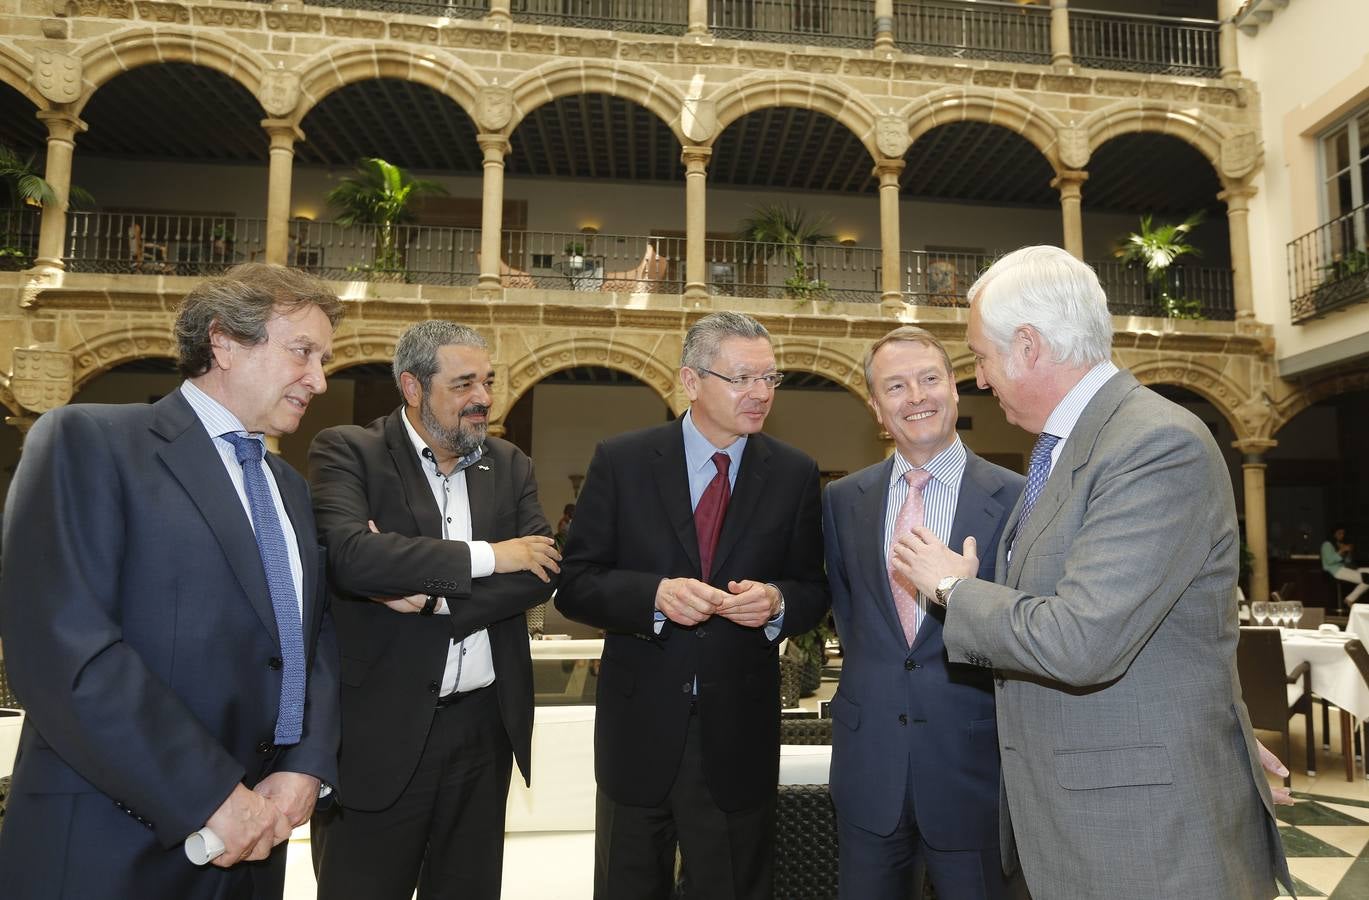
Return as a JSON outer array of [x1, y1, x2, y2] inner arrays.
[[898, 714, 908, 726], [905, 659, 920, 670], [256, 740, 272, 754], [696, 628, 707, 639], [428, 681, 440, 694], [268, 657, 283, 670], [681, 683, 692, 694]]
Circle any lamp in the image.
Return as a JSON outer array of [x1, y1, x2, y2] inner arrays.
[[838, 235, 857, 262], [579, 223, 600, 236]]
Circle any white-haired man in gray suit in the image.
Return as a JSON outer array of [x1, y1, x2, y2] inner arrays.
[[896, 245, 1293, 899]]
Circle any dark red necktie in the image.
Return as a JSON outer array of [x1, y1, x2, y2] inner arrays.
[[695, 452, 732, 579]]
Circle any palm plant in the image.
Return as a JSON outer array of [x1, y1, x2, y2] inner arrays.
[[738, 203, 834, 298], [326, 157, 447, 274], [1114, 210, 1206, 318], [0, 143, 94, 210]]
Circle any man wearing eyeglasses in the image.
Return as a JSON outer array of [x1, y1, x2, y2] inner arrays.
[[558, 311, 830, 900]]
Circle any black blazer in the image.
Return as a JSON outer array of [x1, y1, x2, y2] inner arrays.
[[308, 408, 554, 811], [557, 419, 829, 811], [0, 392, 339, 899]]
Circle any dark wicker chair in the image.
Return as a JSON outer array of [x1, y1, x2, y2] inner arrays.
[[0, 774, 9, 836], [779, 718, 833, 746], [1236, 626, 1316, 784], [778, 654, 802, 710], [773, 784, 838, 900], [0, 658, 19, 709]]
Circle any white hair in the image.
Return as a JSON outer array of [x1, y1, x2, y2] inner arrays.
[[966, 245, 1113, 368]]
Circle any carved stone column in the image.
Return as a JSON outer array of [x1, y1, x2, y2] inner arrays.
[[687, 0, 708, 35], [1218, 181, 1257, 320], [1050, 0, 1072, 66], [682, 145, 712, 303], [1234, 438, 1277, 603], [487, 0, 512, 23], [33, 110, 87, 271], [1219, 19, 1240, 79], [1051, 170, 1088, 260], [875, 158, 905, 309], [873, 0, 895, 51], [478, 133, 511, 292], [262, 119, 303, 266]]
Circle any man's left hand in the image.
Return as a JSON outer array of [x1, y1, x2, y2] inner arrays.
[[1257, 740, 1296, 806], [718, 580, 780, 628], [892, 527, 978, 602], [254, 771, 323, 828]]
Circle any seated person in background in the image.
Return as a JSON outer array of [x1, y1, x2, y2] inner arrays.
[[1322, 524, 1369, 604], [127, 220, 168, 272]]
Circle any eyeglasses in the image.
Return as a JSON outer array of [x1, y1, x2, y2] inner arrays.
[[697, 368, 785, 390]]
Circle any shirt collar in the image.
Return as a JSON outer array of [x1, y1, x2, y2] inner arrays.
[[400, 406, 483, 478], [180, 380, 255, 441], [681, 409, 747, 477], [1041, 360, 1119, 441], [889, 435, 966, 490]]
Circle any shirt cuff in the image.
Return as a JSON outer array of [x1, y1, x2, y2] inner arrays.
[[763, 585, 785, 641], [469, 540, 496, 578], [653, 610, 666, 635]]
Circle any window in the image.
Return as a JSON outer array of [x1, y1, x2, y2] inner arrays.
[[1322, 107, 1369, 220]]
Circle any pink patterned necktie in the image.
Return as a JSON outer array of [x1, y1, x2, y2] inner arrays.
[[889, 468, 933, 646]]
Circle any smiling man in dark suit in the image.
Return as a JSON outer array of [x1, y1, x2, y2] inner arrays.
[[823, 326, 1024, 900], [308, 320, 559, 900], [0, 264, 344, 899], [557, 311, 829, 900]]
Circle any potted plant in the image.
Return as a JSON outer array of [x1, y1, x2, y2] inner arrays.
[[563, 240, 587, 272], [738, 203, 834, 300], [1, 142, 93, 268], [787, 616, 837, 697], [1114, 210, 1207, 319], [326, 157, 447, 281]]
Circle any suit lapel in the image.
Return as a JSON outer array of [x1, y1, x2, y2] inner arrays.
[[153, 392, 278, 640], [710, 434, 772, 580], [464, 450, 497, 540], [384, 409, 444, 539], [849, 458, 909, 646], [1006, 370, 1138, 584], [650, 419, 702, 573]]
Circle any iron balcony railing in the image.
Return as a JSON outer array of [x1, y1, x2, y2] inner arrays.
[[894, 0, 1050, 65], [705, 239, 883, 302], [1092, 260, 1235, 320], [1069, 7, 1221, 77], [709, 0, 876, 50], [297, 0, 488, 18], [900, 248, 997, 306], [499, 231, 685, 293], [65, 212, 268, 277], [1288, 202, 1369, 323], [513, 0, 687, 35], [0, 207, 42, 271]]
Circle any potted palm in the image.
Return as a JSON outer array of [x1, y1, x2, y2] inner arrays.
[[326, 157, 447, 281], [1114, 210, 1207, 319], [0, 143, 93, 269], [738, 203, 834, 300]]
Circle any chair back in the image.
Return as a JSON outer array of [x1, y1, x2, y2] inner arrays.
[[1346, 639, 1369, 685], [1300, 607, 1326, 629], [780, 718, 833, 746], [1236, 627, 1293, 731]]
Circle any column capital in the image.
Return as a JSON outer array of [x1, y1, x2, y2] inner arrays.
[[36, 108, 86, 141], [477, 133, 511, 158], [260, 118, 305, 147], [872, 157, 905, 182], [1218, 181, 1257, 208], [1050, 169, 1088, 193], [681, 145, 712, 172], [1232, 438, 1277, 459]]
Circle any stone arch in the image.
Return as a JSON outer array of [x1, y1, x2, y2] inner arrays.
[[773, 340, 869, 404], [503, 338, 678, 412], [710, 73, 880, 159], [1128, 358, 1248, 437], [0, 44, 47, 112], [1273, 368, 1369, 436], [1082, 104, 1225, 174], [505, 60, 687, 144], [903, 87, 1063, 171], [70, 327, 177, 389], [73, 28, 268, 116], [324, 328, 403, 376], [295, 44, 484, 125]]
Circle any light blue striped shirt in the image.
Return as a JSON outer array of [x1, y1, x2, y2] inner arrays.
[[1038, 360, 1120, 475], [681, 409, 745, 506], [179, 380, 304, 618], [883, 436, 967, 635]]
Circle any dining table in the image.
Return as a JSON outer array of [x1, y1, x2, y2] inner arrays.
[[1280, 628, 1368, 780]]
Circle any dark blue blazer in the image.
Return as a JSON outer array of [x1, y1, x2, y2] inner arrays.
[[0, 390, 339, 900], [822, 448, 1022, 848]]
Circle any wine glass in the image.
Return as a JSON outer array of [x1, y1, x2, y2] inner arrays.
[[1252, 600, 1269, 626], [1290, 602, 1304, 629], [1275, 602, 1291, 628]]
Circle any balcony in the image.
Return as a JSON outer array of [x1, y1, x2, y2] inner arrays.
[[1288, 202, 1369, 323], [0, 208, 41, 272]]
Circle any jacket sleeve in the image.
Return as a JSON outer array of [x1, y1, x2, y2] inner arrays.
[[768, 458, 831, 641]]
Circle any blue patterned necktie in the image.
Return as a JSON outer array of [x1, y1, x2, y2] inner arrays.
[[222, 432, 306, 746], [1011, 432, 1061, 552]]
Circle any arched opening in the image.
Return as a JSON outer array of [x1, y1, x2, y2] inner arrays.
[[67, 62, 267, 275], [1086, 132, 1231, 319], [0, 79, 46, 269], [768, 371, 884, 476]]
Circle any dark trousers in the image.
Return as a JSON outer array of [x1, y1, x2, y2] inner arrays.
[[311, 685, 513, 900], [594, 712, 775, 900]]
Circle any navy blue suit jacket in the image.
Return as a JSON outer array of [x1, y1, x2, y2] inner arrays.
[[822, 448, 1022, 848], [0, 391, 339, 900]]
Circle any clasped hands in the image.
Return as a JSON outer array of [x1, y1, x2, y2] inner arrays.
[[655, 577, 779, 629], [203, 771, 320, 869]]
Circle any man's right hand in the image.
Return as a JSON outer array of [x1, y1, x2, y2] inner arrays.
[[204, 782, 293, 869], [492, 535, 562, 583], [655, 577, 725, 626]]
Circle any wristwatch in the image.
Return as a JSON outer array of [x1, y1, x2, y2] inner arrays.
[[420, 595, 441, 616], [935, 576, 965, 606]]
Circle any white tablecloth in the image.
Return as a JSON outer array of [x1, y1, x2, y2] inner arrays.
[[0, 709, 22, 777], [1347, 606, 1369, 644], [530, 638, 604, 660], [1282, 631, 1369, 720]]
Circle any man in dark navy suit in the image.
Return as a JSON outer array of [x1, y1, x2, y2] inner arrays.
[[0, 264, 344, 899], [823, 326, 1024, 900]]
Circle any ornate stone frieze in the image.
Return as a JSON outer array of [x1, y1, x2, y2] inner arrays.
[[75, 0, 132, 18], [1013, 72, 1041, 90], [971, 69, 1014, 88], [1094, 78, 1141, 97], [12, 348, 73, 413], [844, 59, 892, 78], [324, 16, 385, 38], [789, 54, 841, 74], [1198, 86, 1241, 107], [193, 6, 261, 28], [559, 36, 617, 58], [1041, 74, 1092, 94], [134, 1, 188, 23], [736, 48, 786, 69], [265, 11, 322, 33], [509, 33, 557, 53], [441, 27, 508, 50], [390, 22, 439, 43], [619, 42, 676, 63], [677, 44, 734, 65]]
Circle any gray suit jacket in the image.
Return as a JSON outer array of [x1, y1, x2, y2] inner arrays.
[[943, 371, 1290, 899]]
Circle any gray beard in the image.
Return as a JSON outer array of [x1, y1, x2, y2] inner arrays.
[[421, 396, 486, 459]]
